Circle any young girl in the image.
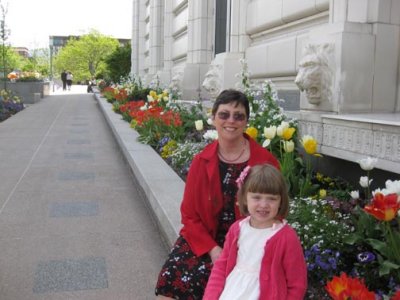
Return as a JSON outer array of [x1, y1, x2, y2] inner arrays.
[[203, 164, 307, 300]]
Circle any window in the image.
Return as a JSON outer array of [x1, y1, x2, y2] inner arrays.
[[214, 0, 228, 55]]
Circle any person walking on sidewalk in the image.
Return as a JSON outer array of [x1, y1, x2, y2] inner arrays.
[[61, 70, 67, 91], [66, 71, 73, 91], [155, 89, 280, 299]]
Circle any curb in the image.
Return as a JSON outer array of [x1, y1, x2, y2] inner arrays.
[[94, 92, 183, 247]]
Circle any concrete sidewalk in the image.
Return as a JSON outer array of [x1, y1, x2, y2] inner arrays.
[[0, 86, 167, 300]]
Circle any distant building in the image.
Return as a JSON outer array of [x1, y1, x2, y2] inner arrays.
[[49, 35, 130, 54], [13, 47, 30, 58]]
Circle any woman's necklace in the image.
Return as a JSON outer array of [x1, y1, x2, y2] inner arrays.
[[218, 139, 247, 163]]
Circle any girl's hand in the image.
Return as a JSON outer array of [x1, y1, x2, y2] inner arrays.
[[209, 246, 222, 263]]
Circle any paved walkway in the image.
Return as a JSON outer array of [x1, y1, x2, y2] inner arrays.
[[0, 85, 167, 299]]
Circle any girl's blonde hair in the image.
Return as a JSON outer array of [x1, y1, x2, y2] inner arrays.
[[237, 164, 289, 218]]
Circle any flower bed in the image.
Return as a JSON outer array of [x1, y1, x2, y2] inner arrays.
[[99, 74, 400, 299], [0, 90, 24, 122]]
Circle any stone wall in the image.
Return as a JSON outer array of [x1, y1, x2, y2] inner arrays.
[[130, 0, 400, 174], [7, 82, 50, 104]]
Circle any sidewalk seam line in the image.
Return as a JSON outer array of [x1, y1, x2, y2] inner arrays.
[[0, 101, 67, 216]]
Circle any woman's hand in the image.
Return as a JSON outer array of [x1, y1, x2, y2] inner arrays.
[[209, 246, 222, 264]]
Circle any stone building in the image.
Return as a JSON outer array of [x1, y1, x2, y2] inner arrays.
[[130, 0, 400, 177]]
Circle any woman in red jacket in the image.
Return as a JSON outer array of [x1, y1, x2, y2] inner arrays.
[[155, 89, 279, 299]]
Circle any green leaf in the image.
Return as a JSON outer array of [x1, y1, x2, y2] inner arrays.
[[366, 238, 392, 258], [343, 233, 362, 245], [379, 260, 400, 276]]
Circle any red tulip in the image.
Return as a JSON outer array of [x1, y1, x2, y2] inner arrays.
[[392, 290, 400, 300], [326, 273, 375, 300], [364, 193, 400, 221]]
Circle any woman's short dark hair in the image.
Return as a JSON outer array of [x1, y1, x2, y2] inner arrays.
[[211, 89, 250, 119], [237, 164, 289, 219]]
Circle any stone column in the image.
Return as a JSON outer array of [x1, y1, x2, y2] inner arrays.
[[131, 0, 140, 75], [202, 0, 247, 100], [148, 0, 164, 83], [295, 0, 400, 114], [160, 0, 174, 85], [230, 0, 250, 53], [131, 0, 148, 80], [180, 0, 214, 99], [292, 0, 400, 174]]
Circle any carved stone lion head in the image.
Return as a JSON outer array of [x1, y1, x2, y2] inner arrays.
[[295, 43, 334, 105], [202, 62, 222, 100]]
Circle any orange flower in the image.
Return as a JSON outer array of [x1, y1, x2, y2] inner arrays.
[[7, 72, 18, 79], [364, 193, 400, 221], [326, 273, 375, 300]]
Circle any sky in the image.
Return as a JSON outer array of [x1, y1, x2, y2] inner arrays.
[[5, 0, 133, 49]]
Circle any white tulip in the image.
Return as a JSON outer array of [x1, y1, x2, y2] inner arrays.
[[372, 188, 386, 196], [147, 95, 155, 102], [385, 180, 400, 195], [358, 157, 378, 171], [349, 190, 359, 199], [195, 120, 204, 131], [203, 130, 218, 141], [359, 176, 372, 188], [283, 140, 295, 153], [262, 139, 271, 148], [207, 118, 213, 125], [263, 126, 277, 139]]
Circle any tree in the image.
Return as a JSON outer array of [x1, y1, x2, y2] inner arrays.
[[24, 48, 50, 77], [0, 1, 10, 89], [0, 45, 24, 69], [54, 30, 119, 82], [104, 43, 131, 83]]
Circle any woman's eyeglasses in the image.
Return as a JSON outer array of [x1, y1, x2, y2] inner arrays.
[[216, 111, 247, 122]]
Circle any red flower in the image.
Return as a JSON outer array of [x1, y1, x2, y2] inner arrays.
[[364, 193, 400, 221], [326, 273, 375, 300], [392, 290, 400, 300]]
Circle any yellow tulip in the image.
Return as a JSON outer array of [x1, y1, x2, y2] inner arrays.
[[150, 90, 158, 99], [282, 127, 296, 141], [246, 127, 258, 140], [319, 189, 327, 198], [276, 121, 289, 137], [301, 135, 318, 155]]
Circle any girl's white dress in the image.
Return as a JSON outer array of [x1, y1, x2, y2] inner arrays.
[[219, 218, 284, 300]]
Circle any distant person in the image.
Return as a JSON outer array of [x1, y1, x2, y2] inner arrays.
[[203, 164, 307, 300], [87, 78, 94, 93], [61, 70, 67, 91], [66, 72, 73, 91]]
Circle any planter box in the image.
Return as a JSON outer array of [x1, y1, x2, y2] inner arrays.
[[7, 81, 50, 104]]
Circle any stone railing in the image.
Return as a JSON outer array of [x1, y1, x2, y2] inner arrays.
[[289, 111, 400, 174]]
